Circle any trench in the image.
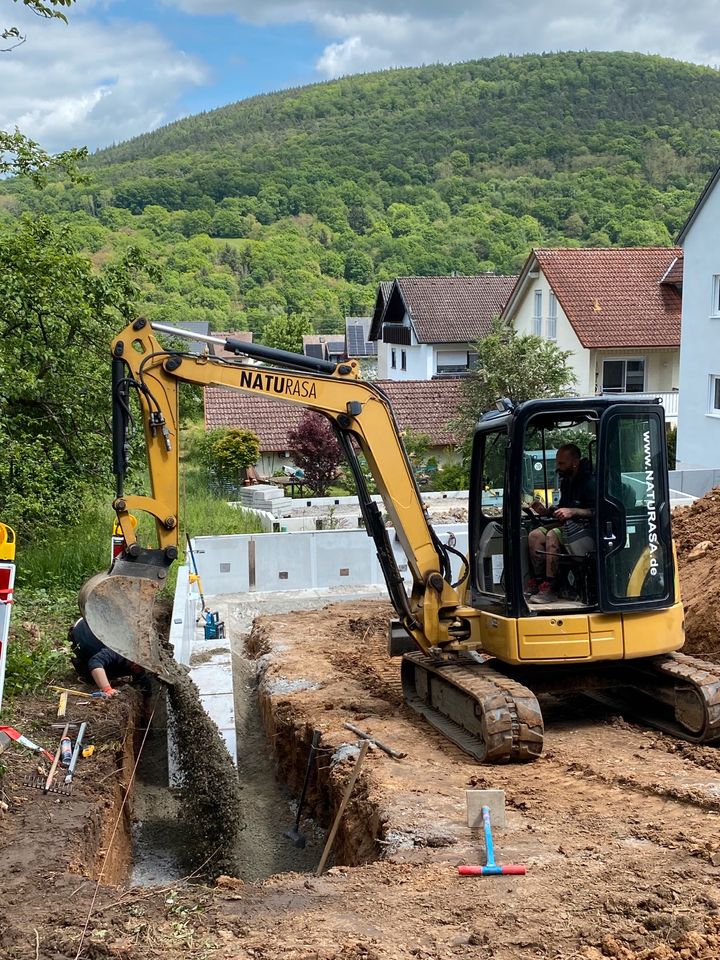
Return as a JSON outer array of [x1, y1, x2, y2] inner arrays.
[[128, 636, 372, 884]]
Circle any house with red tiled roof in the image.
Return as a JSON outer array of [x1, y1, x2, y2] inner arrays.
[[369, 275, 517, 381], [501, 248, 682, 422], [204, 379, 463, 477]]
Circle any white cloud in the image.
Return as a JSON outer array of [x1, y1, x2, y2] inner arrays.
[[166, 0, 720, 75], [3, 0, 719, 155], [0, 10, 208, 153]]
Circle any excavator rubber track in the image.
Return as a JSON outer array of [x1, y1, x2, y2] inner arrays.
[[590, 651, 720, 744], [401, 651, 544, 763]]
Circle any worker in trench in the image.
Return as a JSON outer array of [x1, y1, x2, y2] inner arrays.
[[69, 616, 152, 699]]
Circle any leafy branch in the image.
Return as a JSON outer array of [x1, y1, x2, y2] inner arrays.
[[2, 0, 74, 49]]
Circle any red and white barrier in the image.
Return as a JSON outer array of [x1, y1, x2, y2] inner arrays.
[[0, 524, 17, 713]]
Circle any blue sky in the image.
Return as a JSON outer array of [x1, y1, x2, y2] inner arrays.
[[1, 0, 718, 154]]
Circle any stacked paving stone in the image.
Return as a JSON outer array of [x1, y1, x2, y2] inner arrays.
[[237, 484, 293, 516]]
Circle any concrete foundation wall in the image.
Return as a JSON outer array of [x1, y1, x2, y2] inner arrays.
[[669, 468, 720, 498], [190, 525, 468, 597]]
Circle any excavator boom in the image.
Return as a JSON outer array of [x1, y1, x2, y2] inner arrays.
[[81, 319, 476, 683]]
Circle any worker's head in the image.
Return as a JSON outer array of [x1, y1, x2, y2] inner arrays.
[[556, 443, 582, 479]]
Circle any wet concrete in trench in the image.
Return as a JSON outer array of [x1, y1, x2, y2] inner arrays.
[[130, 588, 384, 883]]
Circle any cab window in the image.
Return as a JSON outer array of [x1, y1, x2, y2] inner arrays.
[[475, 430, 507, 598]]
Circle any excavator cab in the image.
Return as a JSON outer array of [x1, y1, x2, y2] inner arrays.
[[468, 397, 676, 649]]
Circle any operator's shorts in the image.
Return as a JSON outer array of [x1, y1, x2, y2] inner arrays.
[[537, 525, 594, 558]]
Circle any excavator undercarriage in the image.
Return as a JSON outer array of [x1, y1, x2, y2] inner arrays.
[[401, 649, 720, 762]]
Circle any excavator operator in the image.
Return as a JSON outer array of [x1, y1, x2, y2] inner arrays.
[[526, 443, 595, 604]]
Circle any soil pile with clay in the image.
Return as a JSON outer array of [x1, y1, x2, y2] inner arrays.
[[672, 487, 720, 660]]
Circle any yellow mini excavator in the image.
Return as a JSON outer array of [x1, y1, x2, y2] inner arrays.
[[80, 319, 720, 762]]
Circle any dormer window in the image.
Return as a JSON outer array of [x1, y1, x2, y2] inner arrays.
[[532, 290, 542, 336], [548, 292, 558, 340]]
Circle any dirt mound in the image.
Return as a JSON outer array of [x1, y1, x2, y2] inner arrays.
[[673, 488, 720, 660]]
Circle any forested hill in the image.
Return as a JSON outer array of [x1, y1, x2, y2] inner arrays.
[[5, 51, 720, 341], [95, 50, 720, 176]]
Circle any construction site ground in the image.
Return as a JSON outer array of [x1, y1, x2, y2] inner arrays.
[[2, 490, 720, 960]]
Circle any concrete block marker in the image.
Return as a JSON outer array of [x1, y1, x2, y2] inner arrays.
[[466, 788, 505, 830]]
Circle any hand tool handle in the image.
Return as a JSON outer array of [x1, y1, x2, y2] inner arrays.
[[294, 730, 321, 831], [316, 740, 369, 877], [44, 723, 69, 793], [65, 722, 87, 783], [343, 721, 407, 759], [186, 533, 207, 610], [482, 805, 496, 867], [458, 865, 527, 876]]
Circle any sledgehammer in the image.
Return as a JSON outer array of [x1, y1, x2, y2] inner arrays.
[[458, 805, 526, 877]]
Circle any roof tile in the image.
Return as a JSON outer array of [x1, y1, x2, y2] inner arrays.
[[204, 378, 463, 452], [379, 275, 517, 343], [532, 248, 682, 348]]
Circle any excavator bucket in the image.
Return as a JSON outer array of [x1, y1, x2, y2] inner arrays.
[[79, 566, 177, 685]]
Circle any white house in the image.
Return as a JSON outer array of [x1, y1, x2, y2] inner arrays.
[[676, 166, 720, 470], [369, 275, 517, 380], [501, 248, 682, 421]]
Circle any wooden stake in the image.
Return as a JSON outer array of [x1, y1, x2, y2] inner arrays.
[[316, 740, 369, 877]]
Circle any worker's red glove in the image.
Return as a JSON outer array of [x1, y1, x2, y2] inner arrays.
[[101, 685, 117, 698]]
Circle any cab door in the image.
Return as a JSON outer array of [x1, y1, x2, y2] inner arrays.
[[595, 404, 675, 611]]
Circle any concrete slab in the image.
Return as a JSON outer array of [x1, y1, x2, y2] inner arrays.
[[199, 693, 235, 729], [466, 789, 506, 830]]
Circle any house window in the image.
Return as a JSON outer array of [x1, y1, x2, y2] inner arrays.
[[602, 358, 645, 393], [391, 348, 396, 369], [713, 275, 720, 317], [548, 291, 558, 340], [532, 290, 542, 336], [401, 349, 406, 371], [437, 349, 470, 375], [709, 375, 720, 415]]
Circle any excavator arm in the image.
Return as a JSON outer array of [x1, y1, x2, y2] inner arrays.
[[81, 319, 476, 679]]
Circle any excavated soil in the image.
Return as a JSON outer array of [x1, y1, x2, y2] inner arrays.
[[1, 494, 719, 959], [672, 486, 720, 661]]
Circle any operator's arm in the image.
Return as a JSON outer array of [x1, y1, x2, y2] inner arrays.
[[554, 506, 592, 521], [87, 647, 128, 696]]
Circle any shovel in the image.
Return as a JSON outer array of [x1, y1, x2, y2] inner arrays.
[[283, 730, 320, 849]]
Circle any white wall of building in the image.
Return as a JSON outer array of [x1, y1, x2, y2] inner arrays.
[[511, 271, 592, 392], [376, 309, 475, 381], [677, 182, 720, 469]]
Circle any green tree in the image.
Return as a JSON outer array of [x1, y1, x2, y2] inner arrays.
[[453, 320, 577, 455], [198, 428, 260, 489], [263, 313, 312, 353], [3, 0, 74, 48], [2, 1, 87, 182], [0, 216, 151, 534]]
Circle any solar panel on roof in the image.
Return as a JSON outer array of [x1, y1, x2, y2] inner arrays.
[[348, 324, 379, 357], [327, 340, 345, 354], [305, 343, 325, 359], [346, 324, 364, 354]]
